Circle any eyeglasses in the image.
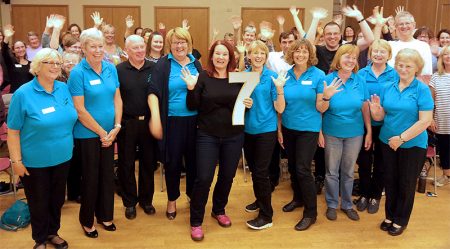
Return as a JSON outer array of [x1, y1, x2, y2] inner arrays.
[[172, 41, 187, 46], [42, 61, 63, 67]]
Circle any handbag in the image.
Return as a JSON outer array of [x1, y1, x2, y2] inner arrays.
[[0, 198, 30, 231]]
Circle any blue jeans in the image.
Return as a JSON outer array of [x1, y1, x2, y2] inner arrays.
[[324, 135, 363, 210]]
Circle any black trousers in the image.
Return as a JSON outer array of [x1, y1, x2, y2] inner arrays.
[[357, 125, 384, 200], [165, 116, 197, 201], [21, 162, 70, 244], [269, 142, 281, 187], [190, 131, 244, 226], [436, 134, 450, 170], [244, 131, 276, 221], [67, 142, 82, 201], [283, 127, 319, 218], [313, 147, 326, 180], [77, 138, 115, 228], [380, 142, 426, 226], [117, 118, 155, 208]]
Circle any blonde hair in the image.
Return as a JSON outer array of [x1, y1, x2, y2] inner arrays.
[[165, 27, 193, 54], [244, 25, 257, 35], [395, 48, 424, 76], [437, 45, 450, 75], [30, 48, 62, 76], [247, 40, 269, 65], [330, 44, 360, 72], [284, 39, 318, 67], [62, 52, 81, 63], [368, 39, 392, 61], [80, 28, 104, 47]]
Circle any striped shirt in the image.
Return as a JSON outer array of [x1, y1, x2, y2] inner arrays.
[[430, 73, 450, 134]]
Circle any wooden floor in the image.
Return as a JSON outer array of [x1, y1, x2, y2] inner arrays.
[[0, 165, 449, 249]]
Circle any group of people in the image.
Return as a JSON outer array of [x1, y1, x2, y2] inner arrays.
[[0, 4, 449, 249]]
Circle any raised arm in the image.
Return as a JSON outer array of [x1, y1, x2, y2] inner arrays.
[[49, 15, 66, 50], [305, 7, 328, 44], [230, 16, 242, 44], [276, 15, 285, 33], [91, 11, 103, 30], [366, 6, 389, 40], [290, 6, 306, 39], [272, 71, 288, 113], [342, 5, 374, 50], [124, 15, 134, 39]]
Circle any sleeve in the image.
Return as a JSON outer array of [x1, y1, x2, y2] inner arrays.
[[67, 68, 85, 97], [1, 42, 15, 70], [186, 73, 204, 110], [316, 70, 325, 94], [41, 33, 50, 48], [112, 66, 120, 88], [148, 61, 163, 98], [6, 90, 25, 130], [420, 43, 433, 75], [270, 73, 277, 101], [418, 83, 434, 111], [429, 74, 437, 89], [362, 78, 369, 100]]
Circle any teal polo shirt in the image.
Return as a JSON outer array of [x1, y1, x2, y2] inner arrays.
[[379, 78, 434, 149], [244, 66, 278, 134], [322, 71, 369, 138], [168, 53, 198, 117], [358, 63, 399, 126], [8, 78, 77, 168], [282, 66, 325, 132], [68, 58, 119, 139]]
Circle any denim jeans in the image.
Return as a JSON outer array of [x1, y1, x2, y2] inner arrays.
[[324, 134, 363, 210]]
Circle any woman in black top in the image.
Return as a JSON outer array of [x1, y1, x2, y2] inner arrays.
[[184, 40, 252, 241], [1, 25, 33, 93]]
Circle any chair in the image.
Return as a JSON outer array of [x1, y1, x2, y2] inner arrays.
[[424, 146, 438, 196], [0, 122, 17, 199]]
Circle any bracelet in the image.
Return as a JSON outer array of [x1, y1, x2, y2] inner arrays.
[[399, 134, 406, 143], [358, 18, 366, 23], [10, 159, 22, 164], [322, 97, 330, 101], [277, 92, 284, 95], [114, 123, 122, 129]]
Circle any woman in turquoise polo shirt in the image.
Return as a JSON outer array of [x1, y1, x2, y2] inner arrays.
[[355, 39, 399, 214], [68, 28, 123, 238], [8, 48, 77, 249], [370, 48, 433, 236], [243, 40, 287, 230], [279, 39, 326, 231], [321, 44, 371, 222]]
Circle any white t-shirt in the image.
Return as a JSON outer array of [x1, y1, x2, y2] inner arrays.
[[429, 73, 450, 134], [388, 39, 433, 75], [267, 51, 292, 74]]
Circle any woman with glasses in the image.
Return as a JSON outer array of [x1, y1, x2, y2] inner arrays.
[[148, 27, 203, 220], [7, 48, 78, 249]]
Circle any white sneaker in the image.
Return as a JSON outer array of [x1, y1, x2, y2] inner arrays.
[[434, 175, 450, 187]]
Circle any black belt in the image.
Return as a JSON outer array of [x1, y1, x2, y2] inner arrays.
[[123, 114, 148, 121]]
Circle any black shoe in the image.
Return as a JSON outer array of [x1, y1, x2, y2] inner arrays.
[[246, 217, 273, 230], [341, 208, 360, 221], [140, 204, 156, 215], [295, 217, 316, 231], [326, 208, 337, 221], [33, 242, 46, 249], [380, 220, 393, 231], [47, 235, 68, 249], [356, 197, 369, 211], [97, 221, 116, 231], [245, 201, 259, 213], [125, 206, 136, 220], [367, 198, 380, 214], [282, 200, 303, 212], [388, 224, 406, 236], [166, 211, 177, 220], [81, 225, 98, 238]]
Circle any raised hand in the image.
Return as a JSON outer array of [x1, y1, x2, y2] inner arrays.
[[289, 6, 299, 16], [182, 19, 190, 30], [276, 15, 285, 26], [342, 5, 364, 20], [159, 22, 165, 30], [260, 21, 274, 40], [322, 78, 343, 99], [236, 41, 245, 54], [366, 6, 388, 26], [53, 14, 66, 30], [180, 67, 199, 90], [272, 70, 289, 88], [91, 11, 103, 28], [125, 15, 134, 29], [46, 14, 56, 29], [332, 14, 343, 26], [395, 6, 405, 16], [230, 15, 242, 30], [3, 24, 15, 37], [368, 94, 382, 111], [310, 7, 328, 20]]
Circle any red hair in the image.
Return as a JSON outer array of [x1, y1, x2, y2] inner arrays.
[[206, 40, 236, 77]]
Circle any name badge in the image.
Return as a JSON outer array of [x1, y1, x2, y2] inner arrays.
[[42, 107, 56, 114], [15, 64, 22, 68], [89, 79, 101, 85], [301, 80, 312, 85]]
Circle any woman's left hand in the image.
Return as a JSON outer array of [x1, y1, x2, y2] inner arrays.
[[364, 132, 372, 151], [272, 70, 289, 88], [388, 135, 403, 151], [243, 97, 253, 108], [102, 127, 120, 147]]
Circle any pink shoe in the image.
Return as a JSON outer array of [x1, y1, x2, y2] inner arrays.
[[211, 212, 232, 227], [191, 226, 204, 241]]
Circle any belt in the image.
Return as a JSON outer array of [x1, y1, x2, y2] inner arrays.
[[123, 114, 148, 121]]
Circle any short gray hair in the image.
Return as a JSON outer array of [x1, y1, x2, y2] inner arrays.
[[125, 35, 145, 48], [80, 28, 104, 47], [30, 48, 62, 76]]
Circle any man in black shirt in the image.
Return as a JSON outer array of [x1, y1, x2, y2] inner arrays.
[[116, 35, 156, 219]]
